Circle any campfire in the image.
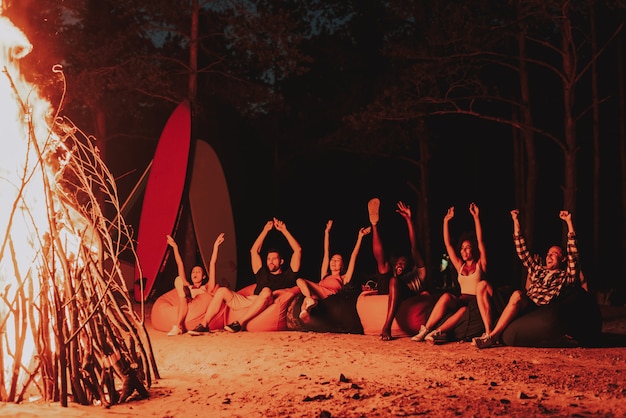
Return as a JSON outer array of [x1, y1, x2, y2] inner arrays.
[[0, 8, 157, 407]]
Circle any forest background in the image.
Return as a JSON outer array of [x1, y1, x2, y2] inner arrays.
[[6, 0, 626, 302]]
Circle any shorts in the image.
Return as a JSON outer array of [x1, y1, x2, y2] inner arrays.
[[457, 293, 476, 306], [227, 292, 257, 310]]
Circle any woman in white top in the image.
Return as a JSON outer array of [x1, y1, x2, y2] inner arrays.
[[411, 202, 487, 344], [166, 233, 224, 335]]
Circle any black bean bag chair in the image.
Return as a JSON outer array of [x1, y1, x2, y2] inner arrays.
[[450, 285, 515, 342], [501, 286, 602, 347], [451, 297, 485, 342], [285, 285, 364, 334]]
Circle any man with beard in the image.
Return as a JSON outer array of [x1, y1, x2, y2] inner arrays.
[[472, 209, 582, 348], [191, 217, 302, 333]]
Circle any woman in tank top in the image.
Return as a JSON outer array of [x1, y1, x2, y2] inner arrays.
[[411, 202, 487, 344]]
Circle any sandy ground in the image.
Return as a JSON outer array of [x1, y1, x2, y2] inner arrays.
[[1, 305, 625, 418]]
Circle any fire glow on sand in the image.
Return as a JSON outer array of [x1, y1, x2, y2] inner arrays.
[[0, 7, 157, 408]]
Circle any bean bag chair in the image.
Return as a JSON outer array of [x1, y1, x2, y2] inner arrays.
[[286, 286, 365, 334], [356, 291, 434, 337], [150, 289, 226, 332], [450, 285, 515, 342], [501, 286, 602, 347], [451, 298, 485, 342], [224, 284, 299, 332]]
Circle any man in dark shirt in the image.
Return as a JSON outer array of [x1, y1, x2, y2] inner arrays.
[[191, 217, 302, 333]]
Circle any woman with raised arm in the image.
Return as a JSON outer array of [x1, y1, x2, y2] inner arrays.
[[297, 220, 371, 322], [411, 202, 487, 344], [166, 233, 224, 336]]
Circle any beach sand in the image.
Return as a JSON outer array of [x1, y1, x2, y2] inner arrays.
[[1, 305, 625, 418]]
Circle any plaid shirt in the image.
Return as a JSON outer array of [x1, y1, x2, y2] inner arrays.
[[514, 233, 580, 306]]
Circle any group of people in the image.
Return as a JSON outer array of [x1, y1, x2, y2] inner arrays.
[[164, 198, 585, 350]]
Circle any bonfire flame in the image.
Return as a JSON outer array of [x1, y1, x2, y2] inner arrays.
[[0, 9, 158, 406]]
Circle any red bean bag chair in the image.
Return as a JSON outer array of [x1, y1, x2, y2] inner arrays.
[[150, 289, 226, 332], [224, 284, 300, 332], [356, 290, 434, 337]]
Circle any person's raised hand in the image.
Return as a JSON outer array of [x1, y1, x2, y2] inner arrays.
[[444, 206, 455, 222], [359, 226, 371, 237], [469, 202, 479, 217], [273, 217, 287, 232], [263, 220, 274, 232], [396, 201, 412, 220], [214, 232, 225, 247]]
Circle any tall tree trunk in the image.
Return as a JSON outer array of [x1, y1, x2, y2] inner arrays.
[[589, 0, 601, 284], [516, 10, 537, 251], [181, 0, 201, 272], [560, 2, 578, 219], [416, 128, 431, 275], [618, 33, 626, 292], [189, 0, 199, 106]]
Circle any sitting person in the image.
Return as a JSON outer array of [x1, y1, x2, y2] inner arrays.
[[472, 209, 583, 349], [367, 198, 428, 341], [166, 233, 224, 336], [297, 220, 370, 322], [412, 202, 487, 344], [191, 217, 302, 333]]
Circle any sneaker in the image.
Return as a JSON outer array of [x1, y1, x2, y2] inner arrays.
[[299, 309, 310, 322], [367, 198, 380, 225], [302, 296, 318, 311], [191, 323, 210, 333], [471, 332, 487, 346], [167, 325, 183, 336], [224, 321, 242, 333], [472, 333, 495, 349], [425, 329, 447, 345], [410, 325, 430, 342]]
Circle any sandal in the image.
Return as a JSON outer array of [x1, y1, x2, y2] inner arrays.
[[380, 332, 393, 341]]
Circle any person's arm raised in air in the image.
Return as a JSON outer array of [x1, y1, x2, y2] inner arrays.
[[167, 235, 188, 285], [342, 226, 371, 285], [273, 217, 302, 273], [250, 220, 275, 275], [206, 233, 224, 293], [559, 210, 581, 286], [442, 206, 462, 274], [320, 220, 333, 280], [511, 209, 521, 236], [560, 210, 575, 236], [397, 201, 426, 280], [511, 209, 536, 279], [470, 202, 488, 273]]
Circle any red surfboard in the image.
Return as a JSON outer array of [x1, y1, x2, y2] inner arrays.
[[134, 101, 192, 302], [189, 140, 238, 290]]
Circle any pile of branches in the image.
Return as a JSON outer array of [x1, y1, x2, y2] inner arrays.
[[0, 105, 158, 407]]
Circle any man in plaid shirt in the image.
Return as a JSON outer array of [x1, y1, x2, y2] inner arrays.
[[472, 209, 581, 349]]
